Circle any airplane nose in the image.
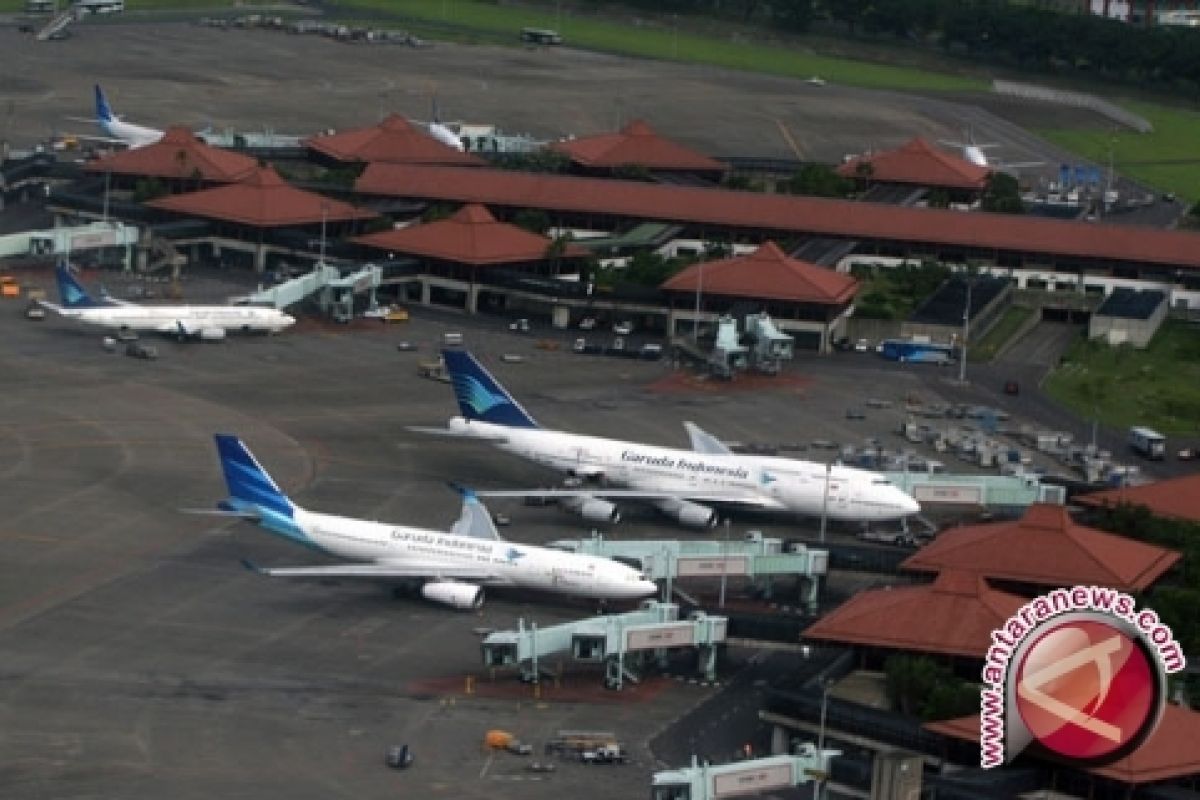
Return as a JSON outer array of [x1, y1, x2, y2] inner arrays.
[[281, 314, 296, 327], [636, 580, 658, 597], [901, 492, 921, 516]]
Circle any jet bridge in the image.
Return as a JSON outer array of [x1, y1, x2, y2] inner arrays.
[[549, 532, 827, 613], [480, 601, 726, 690], [1, 221, 138, 266], [743, 312, 794, 374], [651, 746, 840, 800], [231, 263, 381, 317]]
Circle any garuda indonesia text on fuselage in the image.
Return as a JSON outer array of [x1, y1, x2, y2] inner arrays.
[[41, 262, 294, 340], [194, 435, 657, 610], [409, 350, 920, 530]]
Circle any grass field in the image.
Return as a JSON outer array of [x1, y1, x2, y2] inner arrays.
[[335, 0, 984, 93], [1044, 320, 1200, 435], [1039, 100, 1200, 203], [969, 305, 1032, 363]]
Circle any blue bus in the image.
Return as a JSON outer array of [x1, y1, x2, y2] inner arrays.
[[878, 338, 957, 364]]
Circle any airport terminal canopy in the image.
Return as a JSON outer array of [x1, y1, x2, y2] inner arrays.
[[353, 203, 588, 266], [549, 119, 727, 176], [900, 503, 1180, 593], [304, 114, 485, 167], [927, 705, 1200, 785], [801, 569, 1025, 659], [83, 126, 258, 183], [147, 165, 377, 228], [1077, 474, 1200, 525], [351, 164, 1200, 274], [661, 241, 858, 305], [837, 137, 990, 191]]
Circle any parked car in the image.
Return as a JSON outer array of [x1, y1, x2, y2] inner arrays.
[[853, 338, 870, 352], [25, 303, 45, 320], [509, 318, 530, 334], [1004, 380, 1020, 396], [612, 321, 633, 335], [578, 317, 597, 330]]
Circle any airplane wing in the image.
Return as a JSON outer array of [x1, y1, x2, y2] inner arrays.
[[997, 161, 1045, 169], [241, 559, 499, 581], [472, 488, 787, 510], [683, 421, 734, 456], [404, 425, 511, 443]]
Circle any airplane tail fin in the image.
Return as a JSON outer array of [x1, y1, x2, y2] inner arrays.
[[213, 434, 297, 520], [94, 84, 114, 123], [441, 350, 539, 429], [55, 261, 105, 308]]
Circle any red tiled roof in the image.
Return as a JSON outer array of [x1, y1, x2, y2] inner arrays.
[[837, 138, 991, 190], [83, 126, 258, 183], [900, 503, 1180, 592], [801, 570, 1025, 659], [353, 203, 588, 265], [927, 705, 1200, 784], [147, 166, 377, 228], [304, 114, 484, 166], [549, 119, 727, 173], [660, 241, 858, 304], [354, 164, 1200, 271], [1076, 474, 1200, 524]]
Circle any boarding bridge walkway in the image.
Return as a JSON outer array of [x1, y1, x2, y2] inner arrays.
[[549, 532, 827, 613], [480, 601, 726, 690], [651, 747, 840, 800], [232, 263, 381, 315], [0, 221, 139, 267], [881, 470, 1066, 511]]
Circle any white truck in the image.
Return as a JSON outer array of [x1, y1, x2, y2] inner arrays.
[[1129, 427, 1166, 460]]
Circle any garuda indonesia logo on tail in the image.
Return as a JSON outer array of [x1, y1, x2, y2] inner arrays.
[[452, 374, 512, 418]]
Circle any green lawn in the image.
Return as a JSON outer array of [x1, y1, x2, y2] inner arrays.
[[1039, 101, 1200, 203], [1044, 319, 1200, 435], [969, 305, 1032, 363], [333, 0, 984, 93]]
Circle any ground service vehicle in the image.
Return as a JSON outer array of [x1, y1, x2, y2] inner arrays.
[[1129, 427, 1166, 460]]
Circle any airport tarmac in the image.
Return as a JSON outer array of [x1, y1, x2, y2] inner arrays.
[[0, 259, 1008, 799], [1, 18, 1107, 190]]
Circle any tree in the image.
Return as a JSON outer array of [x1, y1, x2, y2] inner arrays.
[[421, 203, 455, 223], [981, 171, 1024, 214], [513, 209, 551, 234], [926, 188, 951, 209], [885, 654, 979, 721], [782, 164, 853, 198], [623, 251, 685, 287], [773, 0, 815, 32]]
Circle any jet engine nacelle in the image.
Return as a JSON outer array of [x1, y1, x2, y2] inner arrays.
[[199, 327, 227, 341], [659, 498, 720, 529], [421, 581, 484, 610], [563, 496, 621, 524]]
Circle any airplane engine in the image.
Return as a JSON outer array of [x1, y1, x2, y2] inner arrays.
[[563, 497, 621, 524], [199, 327, 227, 341], [658, 498, 719, 529], [421, 581, 484, 610]]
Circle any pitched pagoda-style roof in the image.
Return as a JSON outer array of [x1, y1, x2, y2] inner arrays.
[[304, 114, 484, 166], [1076, 473, 1200, 525], [927, 705, 1200, 784], [83, 126, 258, 183], [147, 166, 376, 228], [353, 203, 588, 265], [801, 570, 1026, 659], [837, 138, 990, 190], [549, 119, 727, 173], [901, 503, 1180, 593], [660, 241, 858, 305]]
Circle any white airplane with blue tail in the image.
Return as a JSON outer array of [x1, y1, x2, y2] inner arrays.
[[193, 434, 658, 610], [408, 350, 922, 531]]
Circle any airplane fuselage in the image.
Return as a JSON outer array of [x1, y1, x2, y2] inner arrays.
[[57, 304, 295, 335], [446, 417, 919, 522], [268, 506, 654, 600], [100, 117, 163, 149]]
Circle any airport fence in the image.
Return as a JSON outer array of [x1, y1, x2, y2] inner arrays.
[[992, 79, 1153, 133]]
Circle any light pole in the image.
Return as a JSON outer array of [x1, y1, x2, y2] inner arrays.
[[819, 461, 831, 544], [816, 680, 831, 800], [957, 276, 973, 384], [318, 203, 328, 267], [693, 258, 704, 340], [719, 517, 730, 608]]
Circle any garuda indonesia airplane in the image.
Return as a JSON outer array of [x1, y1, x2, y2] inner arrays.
[[408, 350, 921, 530]]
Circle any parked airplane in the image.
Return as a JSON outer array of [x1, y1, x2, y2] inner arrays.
[[197, 434, 658, 610], [408, 350, 921, 530], [40, 262, 295, 340], [64, 85, 165, 149]]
